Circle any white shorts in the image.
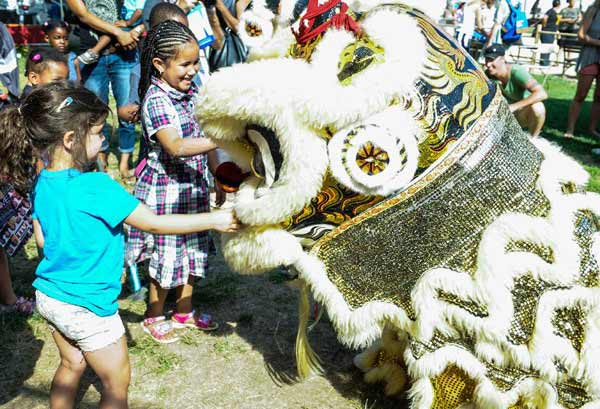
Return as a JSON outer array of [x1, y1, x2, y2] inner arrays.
[[35, 290, 125, 352]]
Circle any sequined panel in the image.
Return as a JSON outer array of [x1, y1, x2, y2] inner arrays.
[[315, 100, 550, 313], [556, 378, 593, 408], [506, 241, 555, 264], [436, 289, 488, 318], [408, 331, 474, 360], [573, 210, 600, 287], [508, 274, 566, 345], [508, 400, 526, 409], [431, 365, 476, 409], [552, 306, 588, 352], [484, 362, 536, 392]]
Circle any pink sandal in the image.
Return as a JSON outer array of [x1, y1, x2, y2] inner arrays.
[[141, 316, 180, 344], [171, 310, 218, 331]]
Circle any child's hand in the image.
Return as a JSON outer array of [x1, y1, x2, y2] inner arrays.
[[115, 20, 127, 28], [117, 104, 140, 123], [211, 209, 241, 232]]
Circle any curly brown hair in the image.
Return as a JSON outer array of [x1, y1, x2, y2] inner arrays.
[[0, 81, 110, 194]]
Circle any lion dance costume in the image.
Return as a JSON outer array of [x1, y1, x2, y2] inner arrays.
[[197, 0, 600, 406]]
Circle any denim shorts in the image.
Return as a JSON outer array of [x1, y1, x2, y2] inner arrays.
[[36, 290, 125, 352]]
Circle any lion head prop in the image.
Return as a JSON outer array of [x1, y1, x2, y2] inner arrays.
[[197, 1, 600, 407]]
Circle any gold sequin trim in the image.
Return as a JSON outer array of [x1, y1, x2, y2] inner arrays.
[[431, 365, 476, 409], [552, 305, 588, 353]]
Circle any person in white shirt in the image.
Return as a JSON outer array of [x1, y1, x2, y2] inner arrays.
[[457, 0, 483, 54]]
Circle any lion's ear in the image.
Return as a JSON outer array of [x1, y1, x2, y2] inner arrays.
[[295, 9, 426, 131], [327, 106, 421, 196]]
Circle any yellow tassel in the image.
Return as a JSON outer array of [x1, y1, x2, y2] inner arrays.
[[296, 279, 323, 379]]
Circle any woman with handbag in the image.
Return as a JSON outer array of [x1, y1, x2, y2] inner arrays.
[[209, 0, 251, 72]]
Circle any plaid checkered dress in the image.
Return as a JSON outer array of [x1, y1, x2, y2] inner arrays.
[[125, 78, 210, 289]]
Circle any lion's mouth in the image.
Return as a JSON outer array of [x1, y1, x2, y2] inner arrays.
[[214, 123, 286, 195], [245, 123, 284, 189]]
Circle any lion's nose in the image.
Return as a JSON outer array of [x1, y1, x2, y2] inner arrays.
[[215, 162, 251, 193]]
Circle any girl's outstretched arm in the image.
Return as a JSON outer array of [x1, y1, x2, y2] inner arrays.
[[125, 203, 240, 234], [156, 127, 217, 158]]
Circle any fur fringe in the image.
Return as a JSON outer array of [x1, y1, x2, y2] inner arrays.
[[295, 137, 600, 407], [296, 279, 324, 378]]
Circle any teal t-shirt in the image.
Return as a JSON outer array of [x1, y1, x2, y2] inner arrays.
[[499, 64, 532, 104], [32, 169, 139, 316]]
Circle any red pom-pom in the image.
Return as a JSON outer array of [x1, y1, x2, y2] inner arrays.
[[215, 162, 247, 193]]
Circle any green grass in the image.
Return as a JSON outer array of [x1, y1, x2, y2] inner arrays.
[[212, 337, 249, 359], [527, 75, 600, 192], [128, 336, 182, 375]]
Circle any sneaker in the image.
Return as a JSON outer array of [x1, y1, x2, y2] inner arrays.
[[77, 49, 100, 65]]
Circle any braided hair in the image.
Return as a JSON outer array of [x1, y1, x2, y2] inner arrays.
[[139, 20, 197, 102]]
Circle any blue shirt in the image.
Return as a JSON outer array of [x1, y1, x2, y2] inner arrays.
[[68, 51, 78, 82], [122, 0, 146, 23], [32, 169, 139, 316]]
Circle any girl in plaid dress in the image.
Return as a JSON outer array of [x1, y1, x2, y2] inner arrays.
[[127, 20, 224, 343]]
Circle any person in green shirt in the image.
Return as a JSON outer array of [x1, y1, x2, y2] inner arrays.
[[483, 43, 548, 136]]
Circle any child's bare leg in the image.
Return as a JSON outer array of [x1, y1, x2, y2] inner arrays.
[[175, 275, 194, 314], [89, 35, 111, 57], [79, 35, 112, 65], [147, 278, 169, 317], [119, 153, 131, 179], [0, 248, 17, 305], [84, 336, 130, 409], [50, 330, 87, 409]]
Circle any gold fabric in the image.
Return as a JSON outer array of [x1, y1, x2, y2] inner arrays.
[[281, 3, 598, 407], [431, 365, 476, 409], [313, 95, 547, 311], [552, 306, 588, 352]]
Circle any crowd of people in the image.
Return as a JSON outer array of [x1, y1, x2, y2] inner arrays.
[[450, 0, 600, 142], [451, 0, 582, 54], [0, 0, 253, 406]]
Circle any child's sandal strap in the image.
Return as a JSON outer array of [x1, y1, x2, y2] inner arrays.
[[172, 310, 195, 324]]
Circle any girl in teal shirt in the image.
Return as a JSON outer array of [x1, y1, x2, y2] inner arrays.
[[0, 81, 239, 409]]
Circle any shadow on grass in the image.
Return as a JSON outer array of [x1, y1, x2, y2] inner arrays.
[[0, 242, 43, 405], [185, 250, 408, 409], [15, 383, 159, 409], [0, 313, 44, 405]]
